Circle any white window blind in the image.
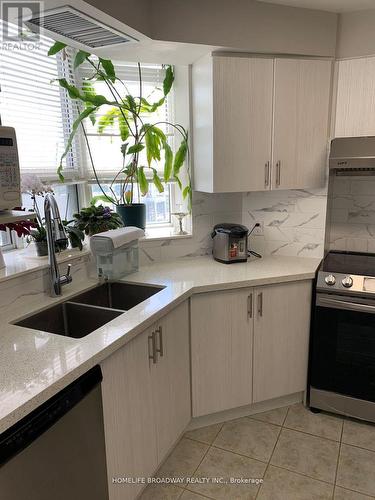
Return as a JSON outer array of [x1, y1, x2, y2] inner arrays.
[[78, 61, 173, 180], [0, 21, 80, 180]]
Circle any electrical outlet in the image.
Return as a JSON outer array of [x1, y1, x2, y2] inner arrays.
[[252, 222, 264, 236]]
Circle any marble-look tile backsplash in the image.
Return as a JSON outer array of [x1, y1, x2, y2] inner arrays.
[[329, 176, 375, 253], [139, 191, 242, 265], [242, 188, 327, 258]]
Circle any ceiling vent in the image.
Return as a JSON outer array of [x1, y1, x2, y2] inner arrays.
[[24, 5, 138, 50]]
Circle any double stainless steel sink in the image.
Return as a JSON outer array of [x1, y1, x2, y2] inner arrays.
[[14, 282, 164, 339]]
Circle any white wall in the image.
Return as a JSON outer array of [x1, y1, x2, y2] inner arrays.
[[337, 9, 375, 59], [85, 0, 338, 58]]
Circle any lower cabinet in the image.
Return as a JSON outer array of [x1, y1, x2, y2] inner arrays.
[[101, 300, 190, 500], [191, 280, 312, 417], [252, 281, 312, 403], [191, 288, 254, 417]]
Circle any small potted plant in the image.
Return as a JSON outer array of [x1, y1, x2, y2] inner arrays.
[[49, 43, 191, 230], [21, 174, 54, 256], [72, 204, 123, 237]]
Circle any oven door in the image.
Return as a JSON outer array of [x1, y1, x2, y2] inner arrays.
[[310, 293, 375, 402]]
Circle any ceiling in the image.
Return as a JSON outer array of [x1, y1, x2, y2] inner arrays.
[[256, 0, 375, 13]]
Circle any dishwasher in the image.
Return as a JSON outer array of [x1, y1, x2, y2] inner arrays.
[[0, 366, 109, 500]]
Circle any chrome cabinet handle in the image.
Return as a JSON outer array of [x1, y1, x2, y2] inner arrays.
[[148, 331, 157, 364], [156, 326, 164, 357], [276, 161, 281, 187], [257, 292, 263, 317], [264, 161, 270, 187], [247, 294, 253, 319]]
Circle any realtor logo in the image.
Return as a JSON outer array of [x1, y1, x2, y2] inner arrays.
[[1, 1, 42, 43]]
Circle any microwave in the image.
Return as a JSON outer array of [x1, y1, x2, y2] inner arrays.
[[0, 126, 21, 210]]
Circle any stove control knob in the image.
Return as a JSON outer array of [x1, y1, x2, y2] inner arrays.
[[325, 274, 336, 286], [342, 276, 353, 288]]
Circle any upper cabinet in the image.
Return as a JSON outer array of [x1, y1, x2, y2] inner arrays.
[[192, 54, 333, 193], [335, 57, 375, 137]]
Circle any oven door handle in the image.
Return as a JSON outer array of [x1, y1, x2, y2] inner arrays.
[[317, 296, 375, 314]]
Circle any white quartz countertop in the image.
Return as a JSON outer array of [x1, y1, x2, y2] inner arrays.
[[0, 255, 320, 434]]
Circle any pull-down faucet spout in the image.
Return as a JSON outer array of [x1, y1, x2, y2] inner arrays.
[[44, 193, 73, 296]]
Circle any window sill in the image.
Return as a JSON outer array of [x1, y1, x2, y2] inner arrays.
[[142, 226, 192, 242], [0, 245, 90, 284]]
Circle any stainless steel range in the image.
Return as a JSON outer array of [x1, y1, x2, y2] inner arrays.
[[308, 136, 375, 422]]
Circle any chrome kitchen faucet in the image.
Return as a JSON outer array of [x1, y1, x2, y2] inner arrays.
[[44, 193, 73, 296]]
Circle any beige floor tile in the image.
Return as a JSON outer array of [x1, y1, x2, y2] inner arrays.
[[270, 428, 339, 483], [257, 465, 334, 500], [334, 486, 374, 499], [249, 406, 289, 426], [185, 423, 223, 445], [284, 403, 343, 441], [139, 483, 183, 500], [187, 446, 266, 500], [213, 417, 280, 462], [342, 418, 375, 452], [337, 444, 375, 497], [156, 438, 209, 481]]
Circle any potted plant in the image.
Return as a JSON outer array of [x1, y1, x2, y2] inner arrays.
[[72, 204, 123, 237], [48, 42, 191, 230], [57, 221, 85, 251], [21, 174, 54, 256]]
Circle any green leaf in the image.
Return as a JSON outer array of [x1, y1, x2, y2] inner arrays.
[[163, 66, 174, 96], [151, 97, 165, 112], [48, 41, 67, 56], [152, 169, 164, 193], [174, 175, 182, 190], [118, 113, 130, 141], [120, 143, 128, 156], [90, 194, 116, 205], [58, 78, 81, 99], [163, 142, 173, 182], [128, 143, 145, 155], [99, 58, 116, 82], [182, 185, 191, 199], [173, 139, 188, 175], [125, 95, 137, 113], [98, 108, 117, 134], [59, 106, 97, 177], [137, 167, 148, 196], [74, 50, 90, 69]]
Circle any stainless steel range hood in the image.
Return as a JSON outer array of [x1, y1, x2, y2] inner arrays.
[[329, 136, 375, 175]]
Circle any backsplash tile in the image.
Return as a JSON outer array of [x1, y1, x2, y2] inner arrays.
[[139, 191, 242, 265], [243, 188, 327, 258], [329, 176, 375, 253]]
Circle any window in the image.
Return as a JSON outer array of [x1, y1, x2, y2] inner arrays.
[[90, 183, 172, 226], [77, 61, 180, 229], [0, 22, 189, 245], [0, 21, 81, 180]]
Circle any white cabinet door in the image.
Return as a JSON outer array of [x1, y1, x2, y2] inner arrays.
[[191, 288, 254, 417], [253, 280, 312, 403], [101, 326, 157, 500], [335, 57, 375, 137], [212, 56, 274, 192], [151, 301, 191, 461], [272, 58, 332, 190]]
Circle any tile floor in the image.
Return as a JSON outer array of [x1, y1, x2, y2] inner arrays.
[[139, 403, 375, 500]]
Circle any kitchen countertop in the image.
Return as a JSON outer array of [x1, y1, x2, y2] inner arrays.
[[0, 255, 320, 434]]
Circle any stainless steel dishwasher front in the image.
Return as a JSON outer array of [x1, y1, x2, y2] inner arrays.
[[0, 365, 109, 500]]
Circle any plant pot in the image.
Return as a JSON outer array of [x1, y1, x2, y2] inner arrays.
[[35, 241, 48, 257], [116, 203, 146, 230]]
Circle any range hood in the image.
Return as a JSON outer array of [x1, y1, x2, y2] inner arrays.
[[329, 136, 375, 175]]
